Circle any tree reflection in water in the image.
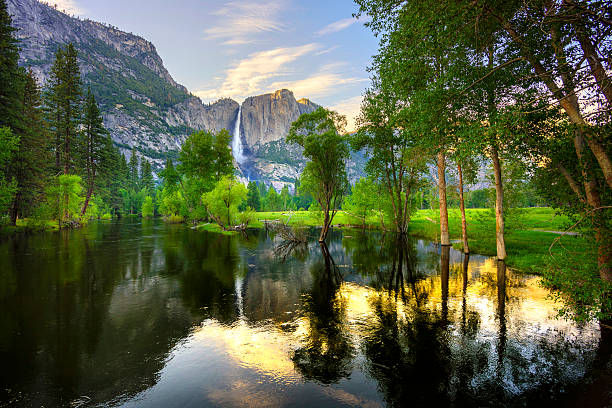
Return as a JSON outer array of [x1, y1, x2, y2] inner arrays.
[[291, 242, 354, 384], [0, 222, 610, 407]]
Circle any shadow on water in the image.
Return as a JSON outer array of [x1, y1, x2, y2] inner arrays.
[[0, 220, 610, 407]]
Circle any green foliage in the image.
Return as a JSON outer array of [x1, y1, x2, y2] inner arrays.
[[159, 187, 187, 218], [541, 255, 612, 322], [45, 43, 82, 174], [0, 0, 23, 132], [0, 127, 18, 217], [202, 176, 247, 229], [9, 69, 51, 223], [140, 159, 154, 194], [343, 177, 378, 227], [80, 88, 111, 215], [141, 196, 154, 218], [176, 129, 234, 221], [238, 207, 256, 227], [246, 181, 261, 211], [288, 107, 349, 240], [46, 174, 83, 225], [179, 129, 234, 190], [264, 186, 282, 212]]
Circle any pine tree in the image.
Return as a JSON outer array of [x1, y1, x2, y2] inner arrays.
[[246, 181, 261, 211], [140, 158, 154, 194], [9, 69, 50, 224], [80, 88, 109, 215], [45, 47, 64, 172], [45, 43, 82, 175], [61, 43, 81, 175], [128, 149, 139, 190], [0, 0, 23, 132], [160, 159, 179, 191], [107, 151, 128, 216]]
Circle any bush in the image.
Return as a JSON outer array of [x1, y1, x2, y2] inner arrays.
[[165, 214, 184, 223], [238, 207, 255, 227], [142, 196, 154, 218]]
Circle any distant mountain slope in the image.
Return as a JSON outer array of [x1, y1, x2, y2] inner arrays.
[[8, 0, 366, 186], [7, 0, 238, 168]]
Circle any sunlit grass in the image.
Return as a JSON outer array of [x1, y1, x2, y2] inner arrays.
[[251, 207, 588, 274]]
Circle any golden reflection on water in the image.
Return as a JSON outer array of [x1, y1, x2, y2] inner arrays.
[[191, 251, 600, 394], [193, 319, 303, 384]]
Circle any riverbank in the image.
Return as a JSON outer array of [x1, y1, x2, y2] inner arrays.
[[250, 207, 591, 274]]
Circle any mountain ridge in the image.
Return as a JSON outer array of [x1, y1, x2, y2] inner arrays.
[[8, 0, 365, 187]]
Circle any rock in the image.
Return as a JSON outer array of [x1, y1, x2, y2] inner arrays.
[[7, 0, 366, 184], [241, 89, 319, 151]]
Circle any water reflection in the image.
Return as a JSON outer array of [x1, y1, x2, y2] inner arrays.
[[0, 221, 609, 407]]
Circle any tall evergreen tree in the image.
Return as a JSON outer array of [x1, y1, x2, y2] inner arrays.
[[9, 69, 50, 224], [0, 0, 23, 132], [80, 88, 109, 215], [140, 158, 154, 194], [246, 181, 261, 211], [128, 149, 139, 190], [0, 127, 18, 215], [45, 43, 82, 175]]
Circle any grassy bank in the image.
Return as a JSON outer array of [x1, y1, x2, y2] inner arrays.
[[249, 207, 590, 274], [0, 219, 60, 235]]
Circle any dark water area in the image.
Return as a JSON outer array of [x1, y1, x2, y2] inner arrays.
[[0, 219, 610, 407]]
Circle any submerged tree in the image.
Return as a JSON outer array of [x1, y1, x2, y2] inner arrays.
[[288, 107, 350, 242], [353, 83, 429, 234]]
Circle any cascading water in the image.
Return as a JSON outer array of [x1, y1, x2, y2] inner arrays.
[[232, 105, 245, 164]]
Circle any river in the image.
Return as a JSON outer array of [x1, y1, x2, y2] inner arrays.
[[0, 219, 609, 407]]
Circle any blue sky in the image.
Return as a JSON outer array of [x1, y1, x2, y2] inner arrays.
[[48, 0, 378, 130]]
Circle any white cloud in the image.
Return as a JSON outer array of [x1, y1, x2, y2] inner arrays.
[[270, 63, 367, 101], [44, 0, 85, 15], [316, 17, 357, 35], [330, 95, 364, 132], [204, 1, 286, 45], [195, 43, 321, 101]]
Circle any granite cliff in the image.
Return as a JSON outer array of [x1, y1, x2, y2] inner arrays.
[[8, 0, 365, 187], [7, 0, 239, 168]]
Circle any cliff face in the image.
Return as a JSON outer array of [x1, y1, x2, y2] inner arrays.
[[240, 89, 319, 151], [7, 0, 239, 168], [7, 0, 365, 186], [238, 90, 365, 188]]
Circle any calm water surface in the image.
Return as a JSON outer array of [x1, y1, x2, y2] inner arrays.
[[0, 219, 610, 407]]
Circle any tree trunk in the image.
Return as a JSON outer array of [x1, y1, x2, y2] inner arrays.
[[492, 10, 612, 190], [81, 168, 95, 216], [81, 186, 94, 216], [491, 144, 507, 260], [458, 163, 469, 254], [319, 208, 331, 242], [596, 228, 612, 283], [574, 22, 612, 107], [9, 190, 20, 226], [437, 151, 450, 246]]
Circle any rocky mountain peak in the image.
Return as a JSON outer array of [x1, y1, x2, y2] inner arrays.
[[8, 0, 365, 186]]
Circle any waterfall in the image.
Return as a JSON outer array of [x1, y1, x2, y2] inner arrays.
[[232, 105, 245, 164]]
